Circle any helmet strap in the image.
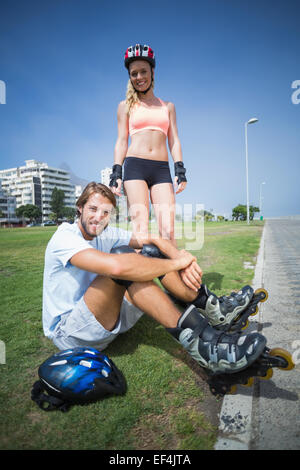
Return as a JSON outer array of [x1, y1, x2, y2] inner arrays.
[[31, 380, 71, 412]]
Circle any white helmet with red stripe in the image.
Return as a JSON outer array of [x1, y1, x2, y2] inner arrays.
[[124, 44, 155, 70]]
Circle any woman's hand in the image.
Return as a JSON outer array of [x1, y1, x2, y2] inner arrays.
[[111, 179, 123, 197], [174, 178, 187, 194]]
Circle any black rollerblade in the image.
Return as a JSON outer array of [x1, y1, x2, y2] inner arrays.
[[194, 284, 254, 329], [206, 346, 295, 397], [218, 288, 268, 332], [167, 306, 267, 375], [167, 284, 268, 333]]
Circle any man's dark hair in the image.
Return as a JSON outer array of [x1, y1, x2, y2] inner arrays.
[[76, 182, 116, 217]]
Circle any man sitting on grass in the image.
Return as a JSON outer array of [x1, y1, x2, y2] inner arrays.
[[42, 182, 266, 375]]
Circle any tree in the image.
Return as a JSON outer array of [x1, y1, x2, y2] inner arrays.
[[232, 204, 247, 221], [50, 187, 65, 222], [204, 211, 214, 222], [62, 206, 76, 222], [15, 204, 42, 222], [113, 204, 120, 224], [249, 206, 259, 220], [232, 204, 260, 221]]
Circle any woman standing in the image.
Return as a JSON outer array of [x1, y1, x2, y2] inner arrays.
[[110, 44, 187, 245]]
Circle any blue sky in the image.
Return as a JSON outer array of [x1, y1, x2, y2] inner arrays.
[[0, 0, 299, 217]]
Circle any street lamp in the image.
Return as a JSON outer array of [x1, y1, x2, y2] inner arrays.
[[259, 181, 266, 216], [245, 118, 259, 224]]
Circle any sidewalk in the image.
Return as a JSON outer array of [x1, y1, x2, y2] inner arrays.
[[215, 218, 300, 450]]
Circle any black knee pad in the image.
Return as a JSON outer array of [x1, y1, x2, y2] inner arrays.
[[110, 245, 136, 256], [140, 244, 167, 281], [110, 245, 135, 288], [140, 244, 167, 259]]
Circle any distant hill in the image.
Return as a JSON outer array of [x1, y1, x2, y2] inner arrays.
[[59, 162, 89, 187]]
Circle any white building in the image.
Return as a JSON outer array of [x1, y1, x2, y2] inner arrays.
[[0, 159, 76, 222], [100, 167, 112, 187], [0, 180, 17, 222], [75, 185, 83, 200]]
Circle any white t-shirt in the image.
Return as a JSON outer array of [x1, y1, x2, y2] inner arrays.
[[42, 222, 132, 337]]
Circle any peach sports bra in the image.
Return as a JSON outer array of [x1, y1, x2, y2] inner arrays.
[[129, 98, 169, 137]]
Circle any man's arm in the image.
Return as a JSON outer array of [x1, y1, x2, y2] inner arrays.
[[70, 248, 196, 283], [129, 233, 180, 258], [129, 235, 203, 291]]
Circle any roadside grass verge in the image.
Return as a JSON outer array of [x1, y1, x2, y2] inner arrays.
[[0, 221, 263, 450]]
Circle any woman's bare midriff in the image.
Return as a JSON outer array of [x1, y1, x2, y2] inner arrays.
[[126, 129, 169, 161]]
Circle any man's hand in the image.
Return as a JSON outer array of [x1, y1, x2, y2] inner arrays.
[[179, 260, 202, 292], [174, 249, 202, 291]]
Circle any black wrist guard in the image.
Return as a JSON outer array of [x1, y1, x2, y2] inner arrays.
[[174, 162, 187, 184], [109, 164, 122, 187]]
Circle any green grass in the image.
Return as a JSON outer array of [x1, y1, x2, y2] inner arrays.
[[0, 221, 264, 450]]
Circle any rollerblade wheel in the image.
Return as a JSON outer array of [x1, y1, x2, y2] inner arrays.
[[241, 320, 249, 330], [254, 288, 268, 302], [260, 368, 273, 380], [250, 305, 259, 317], [242, 377, 254, 387], [269, 348, 295, 371]]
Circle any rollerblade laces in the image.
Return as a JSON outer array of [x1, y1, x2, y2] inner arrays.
[[166, 306, 267, 375], [195, 285, 254, 329], [206, 346, 295, 397]]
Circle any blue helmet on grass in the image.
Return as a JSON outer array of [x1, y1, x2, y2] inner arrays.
[[31, 347, 126, 412]]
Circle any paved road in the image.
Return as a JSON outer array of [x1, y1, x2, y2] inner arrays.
[[216, 218, 300, 450], [250, 219, 300, 450]]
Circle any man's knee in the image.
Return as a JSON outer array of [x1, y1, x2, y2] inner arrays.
[[110, 243, 168, 287], [110, 245, 136, 288], [140, 244, 167, 259], [110, 245, 136, 256], [140, 244, 167, 281]]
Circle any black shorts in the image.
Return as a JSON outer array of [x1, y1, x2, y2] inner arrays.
[[123, 157, 173, 188]]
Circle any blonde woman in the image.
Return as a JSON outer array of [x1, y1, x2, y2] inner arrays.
[[110, 44, 187, 245]]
